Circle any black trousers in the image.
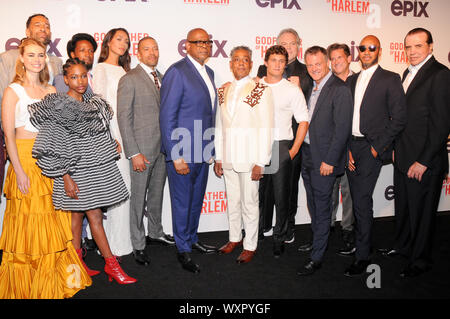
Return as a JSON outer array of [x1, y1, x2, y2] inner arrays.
[[301, 143, 336, 262], [393, 166, 444, 269], [346, 139, 383, 261], [258, 140, 292, 243]]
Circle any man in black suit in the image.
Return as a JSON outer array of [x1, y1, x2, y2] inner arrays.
[[387, 28, 449, 277], [256, 28, 313, 245], [344, 35, 407, 276], [296, 46, 352, 275]]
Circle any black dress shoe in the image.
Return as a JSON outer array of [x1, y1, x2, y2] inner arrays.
[[273, 242, 285, 258], [192, 241, 218, 254], [336, 246, 356, 257], [298, 242, 313, 252], [344, 260, 371, 277], [382, 249, 400, 258], [297, 260, 322, 276], [177, 252, 200, 273], [133, 249, 150, 266], [146, 234, 176, 246]]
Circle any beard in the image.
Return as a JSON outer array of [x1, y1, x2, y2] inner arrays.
[[362, 56, 379, 69]]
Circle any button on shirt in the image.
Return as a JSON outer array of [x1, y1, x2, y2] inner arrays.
[[352, 64, 378, 137], [403, 54, 432, 92], [304, 70, 332, 144], [187, 54, 216, 109]]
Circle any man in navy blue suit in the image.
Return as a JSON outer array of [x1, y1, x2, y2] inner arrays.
[[160, 28, 218, 273]]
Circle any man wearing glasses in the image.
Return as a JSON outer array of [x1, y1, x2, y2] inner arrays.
[[160, 28, 218, 274], [344, 35, 407, 276]]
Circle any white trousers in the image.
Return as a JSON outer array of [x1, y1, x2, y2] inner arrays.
[[223, 168, 260, 251]]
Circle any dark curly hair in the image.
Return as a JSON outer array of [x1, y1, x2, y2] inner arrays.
[[63, 57, 88, 76], [264, 45, 288, 63]]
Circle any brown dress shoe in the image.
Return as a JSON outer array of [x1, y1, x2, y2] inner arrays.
[[236, 250, 255, 264], [219, 241, 242, 254]]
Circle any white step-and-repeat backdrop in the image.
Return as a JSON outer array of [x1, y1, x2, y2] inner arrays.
[[0, 0, 449, 234]]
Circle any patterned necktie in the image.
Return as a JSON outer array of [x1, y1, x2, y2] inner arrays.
[[151, 71, 160, 90]]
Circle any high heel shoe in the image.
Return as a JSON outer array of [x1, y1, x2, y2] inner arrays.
[[76, 248, 100, 276], [104, 256, 137, 284]]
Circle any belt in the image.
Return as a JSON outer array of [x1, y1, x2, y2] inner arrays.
[[351, 135, 366, 141]]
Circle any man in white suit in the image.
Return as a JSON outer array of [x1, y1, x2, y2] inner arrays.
[[214, 46, 274, 264]]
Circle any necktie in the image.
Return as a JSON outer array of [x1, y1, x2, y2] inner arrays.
[[151, 71, 160, 90]]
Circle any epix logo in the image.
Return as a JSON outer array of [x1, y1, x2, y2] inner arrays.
[[255, 0, 301, 10], [178, 35, 228, 58], [5, 38, 62, 57], [391, 1, 429, 17]]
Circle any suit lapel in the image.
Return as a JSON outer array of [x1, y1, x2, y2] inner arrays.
[[136, 64, 160, 104], [359, 66, 382, 110], [184, 57, 213, 110], [311, 75, 333, 122], [405, 56, 436, 96]]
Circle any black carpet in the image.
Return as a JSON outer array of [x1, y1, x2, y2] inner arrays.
[[71, 212, 450, 300]]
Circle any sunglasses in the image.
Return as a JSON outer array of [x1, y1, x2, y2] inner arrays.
[[358, 45, 378, 52]]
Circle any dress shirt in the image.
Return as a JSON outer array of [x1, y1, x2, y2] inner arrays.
[[187, 54, 216, 109], [229, 76, 251, 117], [352, 64, 378, 137], [304, 70, 332, 144], [403, 54, 432, 92], [260, 78, 309, 141], [140, 62, 161, 88]]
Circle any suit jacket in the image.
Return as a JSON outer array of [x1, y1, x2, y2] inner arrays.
[[307, 73, 353, 175], [347, 66, 407, 161], [394, 56, 450, 175], [215, 79, 274, 172], [117, 64, 163, 161], [159, 56, 216, 163], [0, 48, 62, 102]]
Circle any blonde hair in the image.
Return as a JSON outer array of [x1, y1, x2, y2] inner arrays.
[[13, 38, 50, 85]]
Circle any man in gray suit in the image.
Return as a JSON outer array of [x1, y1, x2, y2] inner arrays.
[[0, 13, 62, 198], [117, 36, 175, 266]]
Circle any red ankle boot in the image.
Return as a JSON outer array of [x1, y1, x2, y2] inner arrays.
[[104, 256, 137, 284], [76, 248, 100, 276]]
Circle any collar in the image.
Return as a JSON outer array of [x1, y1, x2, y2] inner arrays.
[[233, 75, 251, 88], [408, 54, 432, 74], [140, 62, 157, 75], [187, 54, 206, 71], [361, 63, 378, 76], [313, 69, 332, 91]]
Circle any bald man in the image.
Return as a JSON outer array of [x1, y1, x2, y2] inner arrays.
[[344, 35, 406, 276], [160, 28, 218, 273]]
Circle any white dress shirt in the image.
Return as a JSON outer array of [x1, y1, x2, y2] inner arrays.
[[229, 76, 251, 117], [403, 54, 432, 92], [187, 54, 216, 109], [352, 64, 378, 137]]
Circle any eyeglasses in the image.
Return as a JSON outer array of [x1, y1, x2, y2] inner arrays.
[[188, 40, 213, 47], [358, 45, 378, 52]]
